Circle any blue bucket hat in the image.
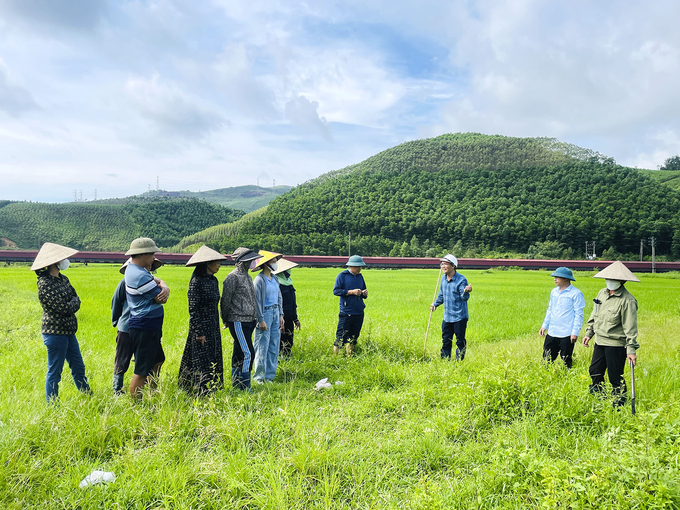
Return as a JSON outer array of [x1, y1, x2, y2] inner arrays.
[[551, 267, 575, 281], [346, 255, 366, 267]]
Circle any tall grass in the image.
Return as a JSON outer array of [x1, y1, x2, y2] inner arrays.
[[0, 266, 679, 509]]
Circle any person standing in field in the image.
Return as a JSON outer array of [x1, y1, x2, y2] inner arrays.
[[539, 267, 585, 368], [111, 256, 163, 395], [32, 243, 91, 402], [430, 254, 472, 360], [179, 245, 227, 395], [333, 255, 368, 356], [582, 261, 639, 407], [252, 250, 284, 383], [220, 247, 262, 391], [124, 237, 170, 398], [273, 258, 301, 359]]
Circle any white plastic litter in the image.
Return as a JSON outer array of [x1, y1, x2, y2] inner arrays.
[[314, 378, 333, 390], [334, 381, 344, 386], [79, 470, 116, 488]]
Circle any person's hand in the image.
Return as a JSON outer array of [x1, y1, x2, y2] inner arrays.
[[280, 316, 285, 332], [464, 285, 472, 293], [570, 334, 577, 344], [430, 304, 436, 312], [294, 319, 301, 330], [196, 335, 206, 346], [539, 327, 546, 337], [155, 286, 169, 303], [362, 289, 368, 297], [627, 353, 637, 366], [583, 336, 591, 347], [154, 277, 161, 284], [258, 321, 267, 331], [351, 289, 361, 296]]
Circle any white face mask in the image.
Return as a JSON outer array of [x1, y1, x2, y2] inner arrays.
[[605, 279, 622, 291], [268, 261, 278, 271], [56, 259, 70, 271]]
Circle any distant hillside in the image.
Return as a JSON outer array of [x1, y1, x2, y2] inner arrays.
[[638, 169, 680, 190], [95, 185, 293, 213], [192, 133, 680, 259], [0, 198, 243, 250]]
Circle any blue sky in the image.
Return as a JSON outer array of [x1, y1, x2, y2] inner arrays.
[[1, 0, 679, 202]]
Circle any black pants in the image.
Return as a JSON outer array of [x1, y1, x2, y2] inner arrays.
[[280, 317, 295, 358], [442, 319, 467, 360], [589, 343, 627, 406], [543, 334, 575, 368], [334, 314, 364, 347], [228, 321, 256, 390]]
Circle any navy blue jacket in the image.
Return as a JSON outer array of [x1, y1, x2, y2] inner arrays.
[[333, 269, 367, 315]]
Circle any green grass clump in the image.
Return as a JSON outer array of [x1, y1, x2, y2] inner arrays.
[[1, 266, 679, 508]]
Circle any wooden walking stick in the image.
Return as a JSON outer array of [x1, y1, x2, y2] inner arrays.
[[423, 267, 443, 356], [630, 359, 636, 416]]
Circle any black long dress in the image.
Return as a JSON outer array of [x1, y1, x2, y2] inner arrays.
[[179, 265, 223, 394]]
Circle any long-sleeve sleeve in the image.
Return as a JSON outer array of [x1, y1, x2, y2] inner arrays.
[[188, 277, 205, 337], [333, 273, 346, 297], [254, 275, 265, 323], [622, 299, 639, 354], [571, 291, 586, 337], [220, 275, 235, 324], [433, 281, 444, 307], [541, 292, 553, 330], [111, 280, 125, 327]]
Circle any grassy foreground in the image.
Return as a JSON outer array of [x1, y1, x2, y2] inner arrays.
[[1, 265, 679, 509]]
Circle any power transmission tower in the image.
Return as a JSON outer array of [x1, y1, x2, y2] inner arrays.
[[273, 179, 275, 188], [94, 189, 97, 201], [649, 236, 657, 273], [74, 189, 77, 202], [156, 176, 159, 190]]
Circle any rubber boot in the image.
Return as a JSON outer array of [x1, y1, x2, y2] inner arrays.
[[113, 374, 125, 395]]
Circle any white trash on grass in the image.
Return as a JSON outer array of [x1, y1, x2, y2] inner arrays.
[[314, 378, 344, 390], [79, 470, 116, 488], [314, 378, 332, 390]]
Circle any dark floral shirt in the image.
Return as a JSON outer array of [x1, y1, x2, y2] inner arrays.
[[37, 273, 80, 335]]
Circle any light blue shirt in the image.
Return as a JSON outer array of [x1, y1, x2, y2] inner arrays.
[[433, 271, 470, 323], [541, 284, 585, 337]]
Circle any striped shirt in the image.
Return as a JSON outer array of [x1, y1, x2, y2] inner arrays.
[[125, 262, 163, 331]]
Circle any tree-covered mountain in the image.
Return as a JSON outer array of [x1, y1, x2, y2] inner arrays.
[[194, 133, 680, 259], [0, 198, 243, 250]]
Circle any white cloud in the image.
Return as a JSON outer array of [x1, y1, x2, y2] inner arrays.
[[0, 60, 38, 116], [124, 75, 226, 142]]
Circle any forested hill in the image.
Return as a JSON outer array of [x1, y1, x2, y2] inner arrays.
[[312, 133, 615, 184], [197, 134, 680, 259], [0, 199, 243, 251], [95, 185, 292, 213]]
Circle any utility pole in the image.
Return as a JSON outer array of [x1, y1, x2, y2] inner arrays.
[[649, 236, 657, 273], [348, 232, 351, 257]]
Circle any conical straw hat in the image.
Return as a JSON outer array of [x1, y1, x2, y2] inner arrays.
[[186, 245, 228, 266], [251, 250, 282, 271], [31, 243, 79, 271], [593, 261, 640, 282], [272, 258, 298, 275]]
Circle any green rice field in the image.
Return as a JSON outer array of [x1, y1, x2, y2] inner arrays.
[[1, 264, 679, 509]]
